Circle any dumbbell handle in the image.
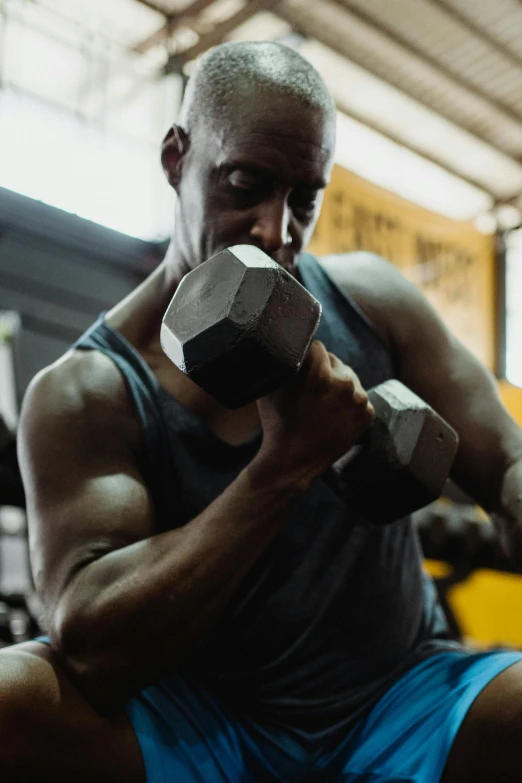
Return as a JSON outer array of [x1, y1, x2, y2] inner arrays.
[[325, 380, 459, 524]]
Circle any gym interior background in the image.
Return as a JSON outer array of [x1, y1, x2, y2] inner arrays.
[[1, 0, 522, 648]]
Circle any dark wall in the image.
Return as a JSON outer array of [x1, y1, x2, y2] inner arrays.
[[0, 187, 166, 404]]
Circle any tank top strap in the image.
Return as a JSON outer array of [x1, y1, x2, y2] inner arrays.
[[297, 252, 396, 389]]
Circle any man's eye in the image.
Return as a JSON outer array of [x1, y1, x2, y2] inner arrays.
[[291, 191, 318, 216]]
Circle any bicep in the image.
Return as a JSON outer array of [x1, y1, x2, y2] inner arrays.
[[28, 466, 154, 607]]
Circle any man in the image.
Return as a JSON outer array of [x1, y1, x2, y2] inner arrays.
[[2, 40, 522, 782]]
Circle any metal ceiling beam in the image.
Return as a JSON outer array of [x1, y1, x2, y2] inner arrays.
[[426, 0, 522, 72], [166, 0, 281, 67], [331, 0, 522, 126], [133, 0, 220, 54], [335, 100, 499, 201], [275, 3, 522, 167]]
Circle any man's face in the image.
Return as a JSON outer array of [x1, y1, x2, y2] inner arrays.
[[175, 90, 335, 277]]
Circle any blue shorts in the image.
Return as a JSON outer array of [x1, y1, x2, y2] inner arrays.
[[124, 650, 522, 783]]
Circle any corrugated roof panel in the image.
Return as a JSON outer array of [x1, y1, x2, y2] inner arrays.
[[446, 0, 522, 58], [282, 0, 522, 158], [300, 39, 522, 200], [338, 0, 522, 117]]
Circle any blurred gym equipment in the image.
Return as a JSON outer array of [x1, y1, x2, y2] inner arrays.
[[0, 313, 41, 646]]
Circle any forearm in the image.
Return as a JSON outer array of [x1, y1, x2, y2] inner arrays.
[[51, 456, 304, 710], [490, 457, 522, 569]]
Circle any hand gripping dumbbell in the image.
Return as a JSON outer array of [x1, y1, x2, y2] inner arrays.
[[161, 245, 459, 524]]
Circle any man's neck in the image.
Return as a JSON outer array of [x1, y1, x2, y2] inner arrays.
[[105, 238, 187, 350]]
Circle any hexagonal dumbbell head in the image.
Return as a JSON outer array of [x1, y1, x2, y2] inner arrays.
[[161, 245, 322, 408], [330, 380, 459, 524]]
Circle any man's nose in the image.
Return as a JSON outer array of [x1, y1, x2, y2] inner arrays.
[[250, 197, 292, 255]]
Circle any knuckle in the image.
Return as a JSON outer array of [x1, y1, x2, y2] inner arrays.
[[352, 389, 368, 405], [341, 376, 355, 393]]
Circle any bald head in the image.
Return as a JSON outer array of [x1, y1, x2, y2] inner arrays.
[[178, 41, 336, 137]]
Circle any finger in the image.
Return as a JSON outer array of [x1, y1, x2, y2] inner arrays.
[[331, 360, 361, 390], [308, 340, 329, 363], [351, 376, 369, 404], [326, 351, 343, 371], [302, 341, 332, 379], [336, 367, 369, 406]]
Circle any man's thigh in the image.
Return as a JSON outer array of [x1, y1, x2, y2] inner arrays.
[[336, 651, 522, 783], [442, 659, 522, 783], [0, 640, 145, 783]]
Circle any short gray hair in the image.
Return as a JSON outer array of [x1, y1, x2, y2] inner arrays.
[[179, 41, 336, 134]]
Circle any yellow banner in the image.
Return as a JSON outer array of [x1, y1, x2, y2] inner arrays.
[[309, 166, 496, 369]]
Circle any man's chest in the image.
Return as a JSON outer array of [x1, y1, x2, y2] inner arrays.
[[143, 349, 261, 446]]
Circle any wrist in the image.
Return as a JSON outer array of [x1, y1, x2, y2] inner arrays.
[[246, 450, 314, 496]]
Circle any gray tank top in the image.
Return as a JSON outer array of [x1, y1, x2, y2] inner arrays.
[[73, 252, 460, 741]]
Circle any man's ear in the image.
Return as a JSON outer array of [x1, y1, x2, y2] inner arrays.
[[161, 125, 190, 190]]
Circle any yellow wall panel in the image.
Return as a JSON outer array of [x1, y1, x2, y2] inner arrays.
[[425, 561, 522, 649], [309, 166, 496, 369], [450, 569, 522, 649], [499, 380, 522, 427]]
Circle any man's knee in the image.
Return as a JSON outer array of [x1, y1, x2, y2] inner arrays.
[[0, 644, 56, 772], [0, 641, 144, 782]]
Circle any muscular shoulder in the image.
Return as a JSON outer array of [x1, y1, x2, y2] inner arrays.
[[22, 348, 131, 426], [19, 349, 141, 477], [317, 251, 432, 352]]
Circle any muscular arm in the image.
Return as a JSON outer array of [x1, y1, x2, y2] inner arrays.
[[19, 339, 370, 712], [18, 350, 304, 712], [321, 252, 522, 561]]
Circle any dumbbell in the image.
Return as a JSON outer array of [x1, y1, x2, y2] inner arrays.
[[161, 245, 459, 524]]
